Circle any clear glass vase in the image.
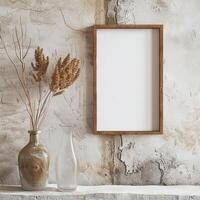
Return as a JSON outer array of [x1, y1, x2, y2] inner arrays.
[[56, 127, 77, 191]]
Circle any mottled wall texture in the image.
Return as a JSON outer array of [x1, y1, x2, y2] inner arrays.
[[108, 0, 200, 185], [0, 0, 113, 185], [1, 0, 200, 186]]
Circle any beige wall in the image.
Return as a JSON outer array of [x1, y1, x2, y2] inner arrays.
[[0, 0, 114, 185], [108, 0, 200, 185], [1, 0, 200, 185]]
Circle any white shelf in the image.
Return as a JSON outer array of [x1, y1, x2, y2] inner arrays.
[[0, 184, 200, 199]]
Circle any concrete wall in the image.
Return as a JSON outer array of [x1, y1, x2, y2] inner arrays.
[[0, 0, 115, 185], [107, 0, 200, 185], [1, 0, 200, 185]]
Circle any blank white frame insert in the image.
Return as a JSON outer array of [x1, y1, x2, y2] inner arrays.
[[94, 25, 163, 134]]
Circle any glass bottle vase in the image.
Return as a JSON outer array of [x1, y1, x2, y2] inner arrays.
[[56, 128, 77, 191]]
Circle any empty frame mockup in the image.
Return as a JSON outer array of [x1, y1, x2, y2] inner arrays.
[[93, 25, 163, 135]]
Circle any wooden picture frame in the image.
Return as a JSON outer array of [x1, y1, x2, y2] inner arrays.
[[93, 24, 163, 135]]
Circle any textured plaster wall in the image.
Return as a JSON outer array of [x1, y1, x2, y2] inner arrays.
[[1, 0, 200, 186], [0, 0, 115, 185], [107, 0, 200, 185]]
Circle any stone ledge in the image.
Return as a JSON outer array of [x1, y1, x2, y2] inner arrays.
[[0, 185, 200, 200]]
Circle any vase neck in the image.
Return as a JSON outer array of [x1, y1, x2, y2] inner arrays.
[[63, 131, 72, 142], [62, 131, 74, 151], [28, 130, 41, 145]]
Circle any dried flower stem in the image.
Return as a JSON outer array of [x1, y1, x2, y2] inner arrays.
[[1, 23, 37, 130], [1, 19, 80, 132]]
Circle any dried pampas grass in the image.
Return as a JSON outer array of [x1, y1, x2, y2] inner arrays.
[[31, 47, 49, 82], [0, 22, 80, 131], [50, 54, 80, 96]]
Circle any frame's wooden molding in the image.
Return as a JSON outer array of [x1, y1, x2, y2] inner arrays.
[[93, 24, 163, 29], [93, 24, 163, 135]]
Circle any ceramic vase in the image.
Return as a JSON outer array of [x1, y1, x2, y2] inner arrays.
[[18, 130, 50, 191]]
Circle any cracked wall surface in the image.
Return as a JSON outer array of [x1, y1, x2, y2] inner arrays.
[[107, 0, 200, 185], [1, 0, 200, 186]]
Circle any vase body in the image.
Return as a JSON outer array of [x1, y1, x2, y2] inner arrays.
[[56, 130, 77, 191], [18, 130, 50, 191]]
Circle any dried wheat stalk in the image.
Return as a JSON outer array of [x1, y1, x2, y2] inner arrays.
[[0, 20, 80, 132], [50, 54, 80, 96], [31, 47, 49, 81]]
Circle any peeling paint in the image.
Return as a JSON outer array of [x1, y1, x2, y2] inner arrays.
[[118, 137, 136, 174], [2, 0, 200, 186], [109, 0, 200, 185]]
